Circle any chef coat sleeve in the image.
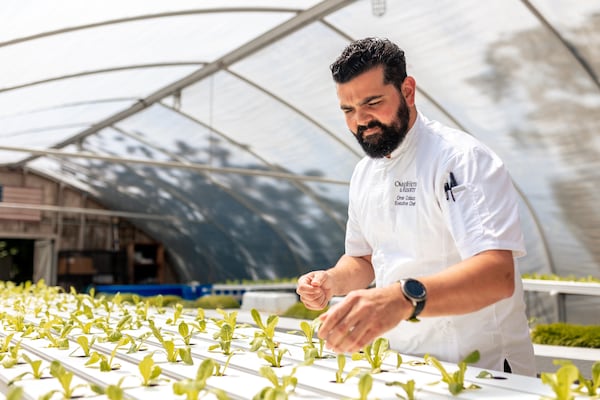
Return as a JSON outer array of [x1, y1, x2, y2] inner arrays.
[[344, 178, 372, 257], [440, 146, 526, 260]]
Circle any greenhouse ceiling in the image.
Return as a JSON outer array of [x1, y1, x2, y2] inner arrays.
[[1, 0, 599, 283]]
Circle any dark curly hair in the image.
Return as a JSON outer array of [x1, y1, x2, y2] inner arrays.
[[330, 37, 407, 91]]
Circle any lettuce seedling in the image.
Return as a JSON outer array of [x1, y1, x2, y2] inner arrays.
[[250, 308, 288, 367], [167, 303, 184, 325], [90, 376, 128, 400], [386, 379, 417, 400], [72, 316, 98, 335], [582, 361, 600, 396], [0, 333, 15, 352], [353, 373, 374, 400], [540, 361, 579, 400], [126, 331, 151, 353], [5, 313, 26, 333], [135, 297, 151, 320], [424, 350, 481, 396], [194, 307, 207, 331], [8, 353, 48, 384], [40, 360, 88, 400], [154, 294, 166, 314], [541, 359, 599, 399], [162, 339, 194, 364], [335, 353, 361, 383], [209, 309, 240, 355], [1, 340, 23, 368], [352, 337, 401, 373], [172, 358, 230, 400], [253, 359, 313, 400], [6, 386, 23, 400], [69, 335, 96, 357], [294, 319, 329, 360], [178, 321, 194, 346], [138, 353, 168, 386], [86, 336, 131, 371]]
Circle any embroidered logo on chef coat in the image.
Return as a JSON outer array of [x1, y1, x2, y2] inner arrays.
[[394, 180, 417, 206]]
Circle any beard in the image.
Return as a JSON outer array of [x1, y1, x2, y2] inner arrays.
[[354, 98, 410, 158]]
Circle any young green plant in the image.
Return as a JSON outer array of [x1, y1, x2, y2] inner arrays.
[[296, 319, 329, 360], [351, 337, 401, 373], [85, 336, 131, 371], [172, 358, 230, 400], [209, 309, 240, 356], [386, 379, 417, 400], [352, 373, 375, 400], [138, 353, 169, 386], [580, 361, 600, 397], [8, 354, 48, 384], [541, 360, 600, 399], [90, 376, 128, 400], [253, 359, 313, 400], [335, 353, 361, 383], [40, 360, 88, 400], [69, 335, 96, 357], [424, 350, 481, 396], [249, 308, 288, 367]]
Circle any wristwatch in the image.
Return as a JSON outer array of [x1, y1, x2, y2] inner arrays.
[[399, 278, 427, 322]]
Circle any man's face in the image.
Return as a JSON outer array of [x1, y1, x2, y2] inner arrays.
[[336, 66, 410, 158], [354, 95, 410, 158]]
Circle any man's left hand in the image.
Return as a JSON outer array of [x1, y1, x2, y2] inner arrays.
[[316, 284, 410, 353]]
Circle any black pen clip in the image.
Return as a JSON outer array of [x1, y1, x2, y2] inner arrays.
[[445, 172, 457, 202]]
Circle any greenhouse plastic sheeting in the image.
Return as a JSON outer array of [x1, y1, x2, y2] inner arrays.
[[0, 1, 599, 312]]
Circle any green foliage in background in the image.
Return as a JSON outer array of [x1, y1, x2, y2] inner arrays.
[[522, 273, 600, 284], [97, 293, 239, 309], [281, 302, 327, 319], [192, 295, 239, 309], [531, 323, 600, 348]]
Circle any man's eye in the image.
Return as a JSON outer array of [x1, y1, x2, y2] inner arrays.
[[368, 101, 380, 107]]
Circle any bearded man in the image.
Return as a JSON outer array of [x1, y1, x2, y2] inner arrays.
[[296, 37, 535, 376]]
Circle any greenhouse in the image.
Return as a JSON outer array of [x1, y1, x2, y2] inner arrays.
[[0, 1, 599, 398]]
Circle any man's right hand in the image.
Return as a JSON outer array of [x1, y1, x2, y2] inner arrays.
[[296, 270, 334, 310]]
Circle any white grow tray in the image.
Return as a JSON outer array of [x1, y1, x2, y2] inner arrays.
[[0, 284, 590, 399]]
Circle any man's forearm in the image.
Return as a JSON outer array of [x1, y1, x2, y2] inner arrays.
[[328, 254, 375, 296], [420, 249, 515, 317]]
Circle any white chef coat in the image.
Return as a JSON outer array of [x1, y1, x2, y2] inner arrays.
[[345, 112, 535, 376]]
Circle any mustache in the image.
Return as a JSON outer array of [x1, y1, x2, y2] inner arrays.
[[356, 120, 384, 137]]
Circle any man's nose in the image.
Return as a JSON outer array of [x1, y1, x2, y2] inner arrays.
[[355, 108, 372, 128]]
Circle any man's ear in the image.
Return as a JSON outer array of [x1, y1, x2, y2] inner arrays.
[[401, 76, 416, 106]]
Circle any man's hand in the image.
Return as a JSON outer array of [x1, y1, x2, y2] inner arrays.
[[316, 283, 410, 354], [296, 270, 334, 310]]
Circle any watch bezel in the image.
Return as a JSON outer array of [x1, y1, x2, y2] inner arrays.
[[403, 278, 427, 301]]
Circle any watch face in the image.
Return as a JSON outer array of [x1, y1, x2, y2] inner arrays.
[[404, 279, 426, 300]]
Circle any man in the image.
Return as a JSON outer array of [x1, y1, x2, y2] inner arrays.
[[296, 37, 535, 376]]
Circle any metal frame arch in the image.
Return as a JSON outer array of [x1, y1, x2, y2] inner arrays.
[[0, 63, 207, 94], [0, 7, 307, 49], [107, 125, 308, 273], [12, 0, 356, 169], [156, 101, 348, 230]]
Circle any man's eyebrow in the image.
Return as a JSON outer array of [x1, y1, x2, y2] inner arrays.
[[360, 95, 383, 105], [340, 95, 384, 110]]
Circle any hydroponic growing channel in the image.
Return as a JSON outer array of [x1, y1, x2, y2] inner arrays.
[[0, 281, 592, 399]]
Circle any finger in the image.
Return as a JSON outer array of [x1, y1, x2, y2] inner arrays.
[[309, 272, 325, 287], [336, 322, 373, 353], [318, 301, 355, 344]]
